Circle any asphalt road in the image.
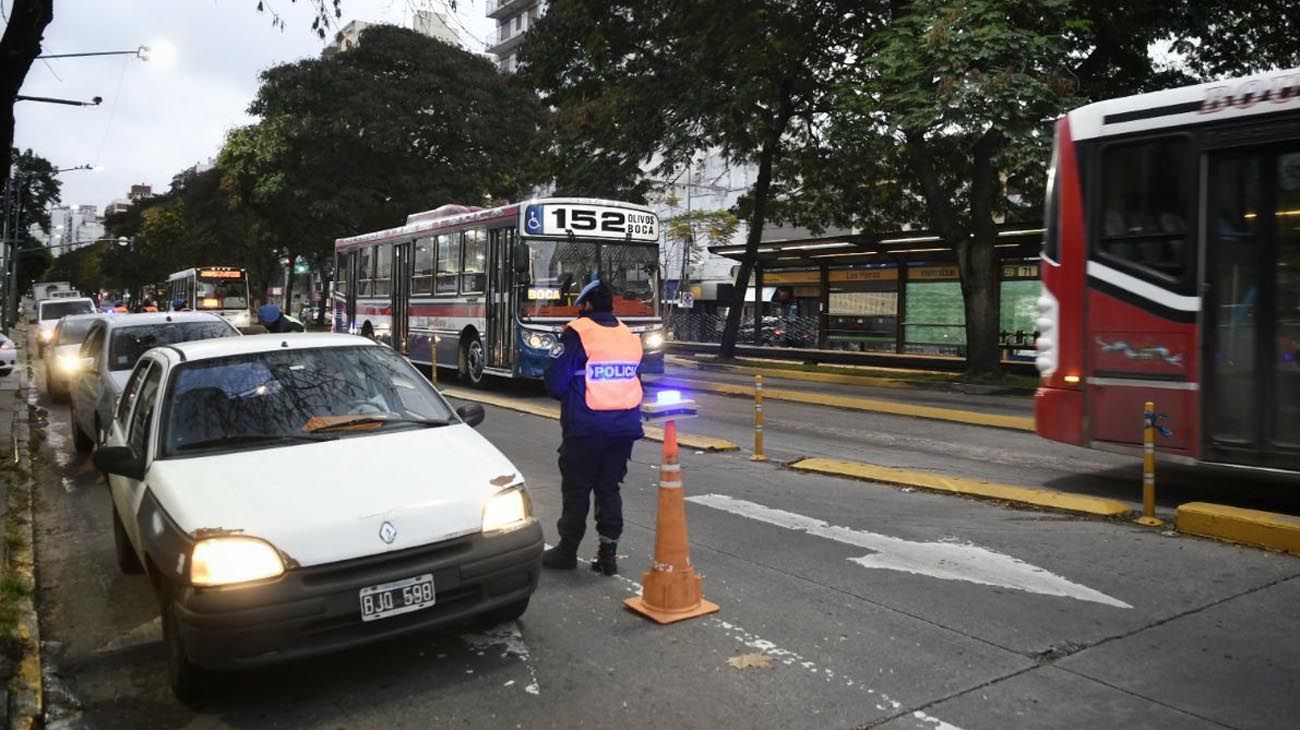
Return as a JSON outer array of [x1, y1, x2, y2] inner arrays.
[[26, 362, 1300, 729]]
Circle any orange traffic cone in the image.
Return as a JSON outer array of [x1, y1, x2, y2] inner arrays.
[[625, 420, 720, 624]]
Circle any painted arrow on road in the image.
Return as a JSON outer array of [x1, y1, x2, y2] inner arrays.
[[687, 494, 1132, 608]]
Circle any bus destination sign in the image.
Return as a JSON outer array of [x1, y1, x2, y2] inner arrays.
[[522, 203, 658, 243], [199, 269, 244, 279]]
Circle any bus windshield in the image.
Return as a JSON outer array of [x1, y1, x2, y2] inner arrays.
[[196, 279, 249, 310], [520, 240, 657, 319]]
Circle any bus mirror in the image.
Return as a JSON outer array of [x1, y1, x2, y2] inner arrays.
[[512, 243, 530, 273]]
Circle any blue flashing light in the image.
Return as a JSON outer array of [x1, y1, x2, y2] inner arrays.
[[656, 389, 682, 405]]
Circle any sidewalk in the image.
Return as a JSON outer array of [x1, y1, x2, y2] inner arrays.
[[0, 328, 42, 730]]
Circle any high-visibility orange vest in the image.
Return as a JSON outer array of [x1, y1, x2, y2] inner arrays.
[[568, 317, 643, 411]]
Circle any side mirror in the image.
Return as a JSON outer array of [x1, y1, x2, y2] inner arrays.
[[93, 445, 146, 481], [456, 404, 485, 428], [512, 243, 530, 273]]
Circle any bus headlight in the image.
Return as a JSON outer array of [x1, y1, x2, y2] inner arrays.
[[482, 488, 531, 533], [525, 331, 557, 351], [190, 536, 285, 587], [643, 330, 665, 350]]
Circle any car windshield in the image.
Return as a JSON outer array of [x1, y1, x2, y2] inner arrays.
[[40, 300, 93, 320], [520, 240, 657, 319], [107, 322, 236, 371], [195, 279, 248, 310], [160, 345, 456, 457], [57, 318, 98, 345]]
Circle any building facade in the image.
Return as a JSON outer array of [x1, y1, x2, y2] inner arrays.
[[486, 0, 544, 73], [325, 11, 461, 56]]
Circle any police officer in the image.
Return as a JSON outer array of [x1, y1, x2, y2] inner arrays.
[[258, 303, 305, 333], [542, 280, 644, 575]]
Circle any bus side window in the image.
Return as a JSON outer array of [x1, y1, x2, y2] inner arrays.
[[436, 234, 460, 295], [358, 246, 373, 296], [373, 244, 392, 297], [336, 252, 348, 295], [412, 237, 434, 295], [462, 228, 486, 294], [1098, 137, 1191, 282]]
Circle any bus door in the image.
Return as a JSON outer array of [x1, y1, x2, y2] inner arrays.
[[391, 242, 413, 355], [486, 228, 516, 369], [1204, 141, 1300, 470], [343, 251, 357, 332]]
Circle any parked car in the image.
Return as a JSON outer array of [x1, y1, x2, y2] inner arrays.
[[44, 314, 106, 403], [70, 312, 240, 451], [34, 297, 96, 357], [0, 333, 16, 377], [94, 333, 541, 701]]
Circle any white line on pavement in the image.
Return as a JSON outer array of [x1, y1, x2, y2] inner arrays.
[[687, 494, 1132, 609]]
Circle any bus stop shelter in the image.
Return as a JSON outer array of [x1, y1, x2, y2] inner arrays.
[[677, 223, 1044, 359]]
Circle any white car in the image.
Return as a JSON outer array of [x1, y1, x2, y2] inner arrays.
[[0, 332, 16, 377], [70, 312, 240, 451], [93, 333, 541, 701], [34, 297, 96, 356], [44, 313, 106, 402]]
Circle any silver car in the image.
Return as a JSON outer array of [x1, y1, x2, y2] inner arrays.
[[70, 312, 240, 451], [44, 314, 107, 403]]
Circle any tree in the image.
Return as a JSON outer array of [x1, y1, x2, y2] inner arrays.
[[0, 1, 342, 194], [776, 0, 1300, 376], [222, 24, 545, 308], [522, 0, 868, 359]]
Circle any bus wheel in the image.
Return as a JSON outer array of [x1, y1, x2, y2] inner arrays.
[[461, 337, 487, 387]]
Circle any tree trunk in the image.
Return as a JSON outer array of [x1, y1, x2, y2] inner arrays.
[[719, 84, 793, 360], [962, 129, 1005, 377], [0, 0, 54, 177]]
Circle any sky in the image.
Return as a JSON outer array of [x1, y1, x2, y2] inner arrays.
[[13, 0, 497, 213]]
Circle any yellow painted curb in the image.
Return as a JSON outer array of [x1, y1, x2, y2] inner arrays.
[[790, 457, 1133, 518], [1175, 502, 1300, 556], [665, 356, 916, 389], [653, 378, 1034, 432], [440, 387, 739, 452]]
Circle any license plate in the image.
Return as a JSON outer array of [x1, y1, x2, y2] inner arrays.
[[359, 573, 436, 622]]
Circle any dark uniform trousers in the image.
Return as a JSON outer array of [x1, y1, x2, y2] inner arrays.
[[556, 436, 637, 543]]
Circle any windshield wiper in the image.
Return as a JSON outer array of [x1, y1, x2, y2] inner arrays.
[[175, 433, 338, 451], [307, 416, 453, 434]]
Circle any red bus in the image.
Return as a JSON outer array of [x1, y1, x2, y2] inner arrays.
[[1036, 68, 1300, 473]]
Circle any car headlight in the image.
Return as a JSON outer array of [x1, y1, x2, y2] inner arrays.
[[525, 331, 557, 351], [0, 340, 13, 350], [39, 329, 53, 342], [190, 536, 285, 587], [643, 330, 665, 350], [482, 488, 531, 533], [56, 354, 80, 374]]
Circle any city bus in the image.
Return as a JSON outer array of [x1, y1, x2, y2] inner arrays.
[[1035, 67, 1300, 473], [167, 267, 253, 329], [333, 198, 666, 385]]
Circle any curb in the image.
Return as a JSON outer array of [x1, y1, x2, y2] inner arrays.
[[789, 457, 1134, 518], [5, 360, 42, 730], [647, 377, 1036, 432], [439, 387, 740, 453], [1175, 502, 1300, 556]]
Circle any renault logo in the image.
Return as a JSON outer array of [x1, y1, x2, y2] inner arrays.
[[379, 521, 397, 544]]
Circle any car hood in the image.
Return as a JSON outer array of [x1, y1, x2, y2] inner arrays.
[[146, 424, 524, 567]]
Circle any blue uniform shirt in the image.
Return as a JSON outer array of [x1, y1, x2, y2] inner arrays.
[[545, 311, 645, 441]]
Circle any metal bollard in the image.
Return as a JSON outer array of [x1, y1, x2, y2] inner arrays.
[[430, 335, 439, 386], [1138, 401, 1165, 527], [751, 374, 767, 462]]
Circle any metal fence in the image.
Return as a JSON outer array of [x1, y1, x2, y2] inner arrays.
[[665, 312, 820, 349]]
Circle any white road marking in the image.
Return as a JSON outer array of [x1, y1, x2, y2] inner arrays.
[[687, 494, 1132, 609], [613, 573, 963, 725]]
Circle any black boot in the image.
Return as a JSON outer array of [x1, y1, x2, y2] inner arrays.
[[590, 539, 617, 576], [542, 540, 578, 570]]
